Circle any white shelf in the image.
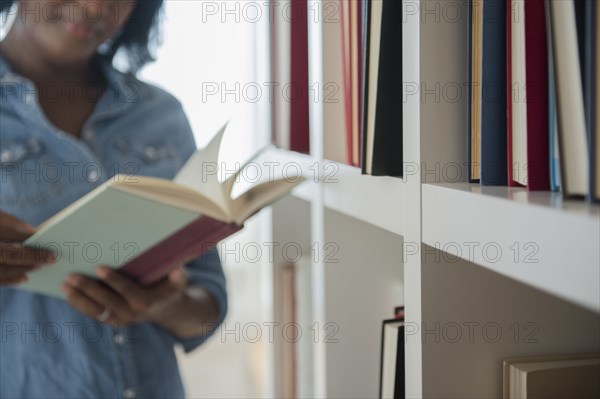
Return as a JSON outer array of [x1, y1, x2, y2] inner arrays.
[[265, 148, 404, 236], [422, 183, 600, 312]]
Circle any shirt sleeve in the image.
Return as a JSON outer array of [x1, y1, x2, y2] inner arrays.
[[177, 247, 228, 353], [169, 101, 228, 353]]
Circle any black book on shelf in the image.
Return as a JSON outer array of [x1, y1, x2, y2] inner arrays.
[[379, 319, 405, 399], [361, 0, 403, 177]]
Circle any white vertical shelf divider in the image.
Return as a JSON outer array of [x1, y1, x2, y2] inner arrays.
[[307, 1, 327, 397], [402, 0, 423, 397]]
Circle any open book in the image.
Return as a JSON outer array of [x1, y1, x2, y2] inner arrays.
[[20, 124, 304, 298]]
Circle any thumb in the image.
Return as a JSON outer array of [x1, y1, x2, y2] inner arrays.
[[0, 212, 37, 242], [167, 265, 187, 286]]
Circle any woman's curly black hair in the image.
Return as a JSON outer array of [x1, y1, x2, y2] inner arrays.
[[0, 0, 164, 74]]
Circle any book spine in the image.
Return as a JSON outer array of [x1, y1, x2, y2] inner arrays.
[[371, 0, 403, 177], [361, 0, 372, 174], [340, 0, 353, 165], [290, 0, 310, 154], [481, 0, 508, 185], [356, 0, 364, 168], [506, 0, 518, 187], [586, 0, 598, 201], [468, 0, 475, 182], [523, 0, 550, 190], [120, 216, 241, 285]]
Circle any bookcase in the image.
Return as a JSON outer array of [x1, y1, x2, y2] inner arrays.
[[267, 1, 600, 398]]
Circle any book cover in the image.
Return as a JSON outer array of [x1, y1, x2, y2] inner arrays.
[[363, 0, 403, 177], [290, 0, 310, 153], [361, 0, 373, 174], [350, 0, 361, 167], [503, 353, 600, 399], [593, 0, 600, 202], [468, 0, 482, 183], [356, 0, 363, 168], [481, 0, 508, 185], [586, 0, 599, 202], [546, 0, 561, 192], [511, 0, 550, 190], [340, 0, 353, 165], [549, 0, 590, 197], [379, 319, 405, 399], [506, 0, 517, 187]]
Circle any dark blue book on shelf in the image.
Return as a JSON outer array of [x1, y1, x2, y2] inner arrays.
[[480, 0, 507, 185]]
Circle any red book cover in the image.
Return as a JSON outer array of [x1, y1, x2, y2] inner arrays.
[[290, 0, 310, 153], [349, 0, 361, 167], [120, 216, 241, 285], [506, 0, 517, 186], [356, 0, 363, 167], [523, 0, 550, 190]]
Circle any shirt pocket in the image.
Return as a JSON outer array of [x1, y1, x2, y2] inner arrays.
[[0, 137, 66, 209], [112, 137, 182, 180]]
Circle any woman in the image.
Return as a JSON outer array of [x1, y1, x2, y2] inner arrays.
[[0, 0, 227, 397]]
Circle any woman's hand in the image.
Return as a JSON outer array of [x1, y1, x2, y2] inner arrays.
[[0, 211, 55, 285], [62, 265, 219, 339]]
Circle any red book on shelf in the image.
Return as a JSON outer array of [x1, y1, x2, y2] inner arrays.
[[340, 0, 353, 164], [356, 1, 363, 167], [290, 0, 310, 153], [509, 0, 550, 190], [350, 0, 362, 167], [523, 0, 550, 190]]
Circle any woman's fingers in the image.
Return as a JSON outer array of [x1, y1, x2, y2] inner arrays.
[[0, 242, 55, 267], [0, 273, 28, 285], [96, 266, 154, 312], [0, 212, 37, 242], [64, 274, 136, 323], [62, 278, 122, 326]]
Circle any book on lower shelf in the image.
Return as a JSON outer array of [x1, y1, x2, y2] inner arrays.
[[503, 353, 600, 399], [379, 308, 405, 399], [19, 123, 304, 298], [273, 257, 313, 399]]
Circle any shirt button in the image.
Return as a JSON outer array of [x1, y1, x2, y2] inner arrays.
[[0, 150, 13, 162], [143, 146, 158, 161], [84, 129, 95, 141], [123, 388, 136, 398], [86, 169, 99, 182], [113, 333, 126, 345]]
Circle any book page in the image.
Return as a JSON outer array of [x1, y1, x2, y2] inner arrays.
[[230, 177, 304, 225], [174, 122, 231, 217]]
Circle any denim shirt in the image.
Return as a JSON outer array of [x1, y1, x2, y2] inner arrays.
[[0, 54, 227, 398]]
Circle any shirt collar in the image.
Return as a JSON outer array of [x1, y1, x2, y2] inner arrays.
[[0, 51, 137, 116], [0, 51, 131, 97]]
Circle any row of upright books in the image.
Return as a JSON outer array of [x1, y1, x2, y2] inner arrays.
[[339, 0, 403, 177], [469, 0, 600, 202], [270, 0, 404, 177]]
